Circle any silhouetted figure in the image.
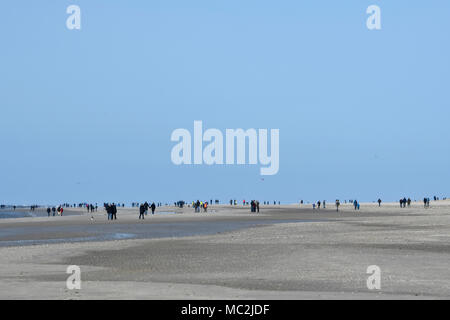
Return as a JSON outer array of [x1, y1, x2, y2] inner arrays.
[[139, 204, 145, 219], [112, 204, 117, 220], [151, 202, 156, 215]]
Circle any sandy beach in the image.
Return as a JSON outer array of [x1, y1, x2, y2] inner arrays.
[[0, 201, 449, 299]]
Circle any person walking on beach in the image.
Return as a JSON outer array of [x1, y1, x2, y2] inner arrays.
[[112, 203, 117, 220], [378, 199, 382, 207], [106, 204, 110, 220], [47, 207, 51, 217], [424, 197, 431, 208], [105, 204, 111, 220], [144, 202, 149, 215], [353, 200, 358, 210], [52, 207, 56, 216], [323, 200, 326, 209], [317, 201, 321, 209], [151, 202, 156, 215], [256, 201, 260, 213], [139, 204, 145, 219], [336, 199, 340, 212]]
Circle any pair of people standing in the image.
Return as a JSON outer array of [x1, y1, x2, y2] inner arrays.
[[105, 203, 117, 220], [250, 200, 259, 213]]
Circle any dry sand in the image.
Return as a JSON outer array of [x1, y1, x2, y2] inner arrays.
[[0, 201, 449, 299]]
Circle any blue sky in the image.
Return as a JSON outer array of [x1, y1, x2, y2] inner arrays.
[[1, 1, 449, 204]]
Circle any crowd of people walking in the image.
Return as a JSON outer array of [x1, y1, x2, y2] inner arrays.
[[2, 194, 448, 222]]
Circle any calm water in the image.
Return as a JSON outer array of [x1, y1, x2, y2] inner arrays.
[[0, 211, 38, 219], [0, 219, 323, 247], [0, 210, 80, 219]]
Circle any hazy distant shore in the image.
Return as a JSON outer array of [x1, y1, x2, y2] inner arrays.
[[1, 201, 449, 299]]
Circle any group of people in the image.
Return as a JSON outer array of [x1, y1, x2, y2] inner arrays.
[[86, 204, 98, 213], [230, 200, 281, 206], [46, 206, 64, 216], [192, 200, 208, 213], [306, 196, 438, 212], [3, 195, 447, 221], [312, 200, 327, 210], [133, 202, 163, 208], [399, 198, 412, 208], [311, 199, 347, 212], [139, 202, 156, 219]]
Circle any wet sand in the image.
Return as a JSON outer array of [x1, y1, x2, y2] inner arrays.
[[0, 201, 450, 299]]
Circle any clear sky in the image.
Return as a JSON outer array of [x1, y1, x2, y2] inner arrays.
[[1, 1, 449, 205]]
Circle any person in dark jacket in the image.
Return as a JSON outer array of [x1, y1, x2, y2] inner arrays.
[[105, 204, 110, 220], [139, 204, 145, 219], [151, 202, 156, 215], [112, 203, 117, 220]]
